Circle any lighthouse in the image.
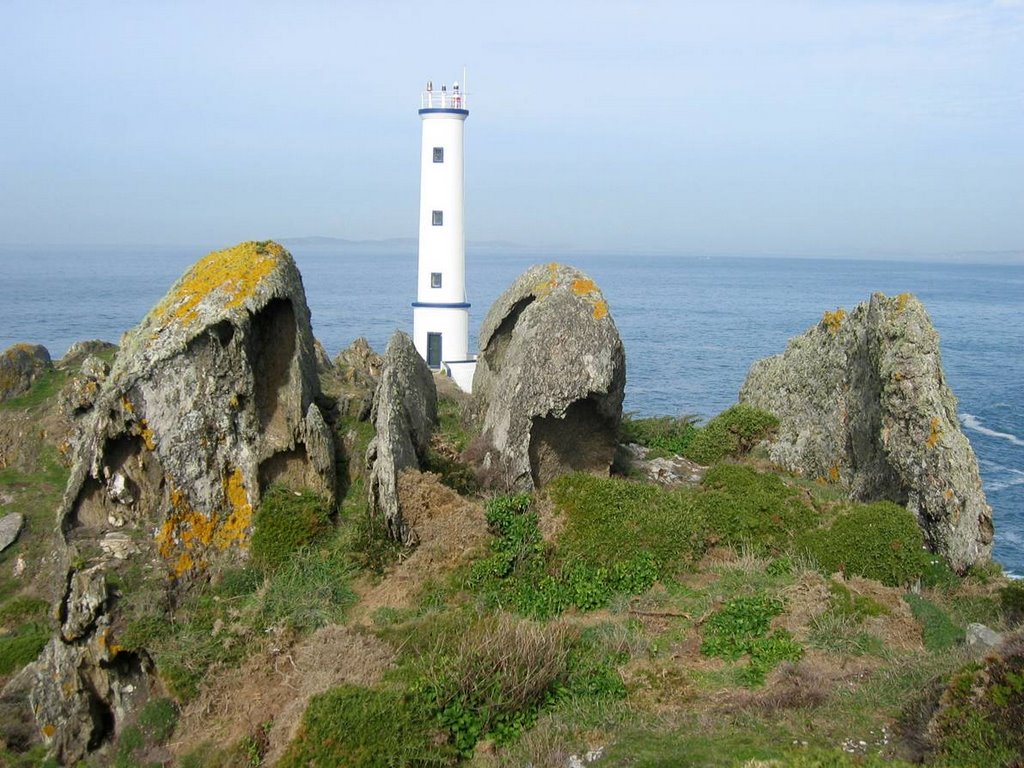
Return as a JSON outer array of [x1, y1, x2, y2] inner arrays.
[[412, 77, 476, 392]]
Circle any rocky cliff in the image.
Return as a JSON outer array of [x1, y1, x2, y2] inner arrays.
[[29, 241, 336, 763], [740, 292, 992, 572]]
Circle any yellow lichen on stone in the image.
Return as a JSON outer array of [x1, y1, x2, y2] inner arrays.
[[156, 486, 218, 576], [152, 241, 282, 331], [822, 308, 847, 335], [591, 299, 609, 320], [534, 263, 561, 298], [926, 416, 943, 449], [215, 467, 253, 550], [896, 292, 912, 311], [944, 488, 955, 501], [138, 419, 157, 451], [121, 397, 134, 414], [42, 724, 56, 739], [828, 464, 841, 483], [571, 278, 598, 296]]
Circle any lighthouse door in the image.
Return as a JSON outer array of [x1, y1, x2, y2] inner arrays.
[[427, 333, 442, 368]]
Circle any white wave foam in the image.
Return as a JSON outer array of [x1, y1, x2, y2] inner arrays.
[[960, 413, 1024, 447]]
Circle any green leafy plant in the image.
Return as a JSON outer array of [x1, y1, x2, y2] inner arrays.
[[701, 595, 803, 685], [1000, 579, 1024, 626]]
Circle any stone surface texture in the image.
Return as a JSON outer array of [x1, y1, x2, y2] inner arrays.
[[0, 511, 24, 552], [365, 331, 437, 545], [29, 241, 336, 764], [740, 292, 992, 572], [0, 343, 52, 401], [472, 263, 625, 491]]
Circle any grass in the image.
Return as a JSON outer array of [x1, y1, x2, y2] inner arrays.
[[0, 624, 49, 675], [620, 413, 699, 457], [684, 404, 779, 465], [0, 368, 68, 410], [250, 485, 333, 572], [904, 593, 965, 651]]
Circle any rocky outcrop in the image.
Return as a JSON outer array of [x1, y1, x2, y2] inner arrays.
[[740, 292, 992, 572], [30, 241, 336, 763], [472, 264, 626, 491], [0, 511, 24, 552], [0, 343, 52, 401], [366, 331, 437, 545]]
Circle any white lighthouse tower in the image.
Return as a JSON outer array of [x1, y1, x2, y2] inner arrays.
[[413, 77, 476, 391]]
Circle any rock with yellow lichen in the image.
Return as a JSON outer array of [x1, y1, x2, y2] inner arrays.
[[471, 263, 625, 492], [740, 292, 992, 573], [29, 241, 336, 764]]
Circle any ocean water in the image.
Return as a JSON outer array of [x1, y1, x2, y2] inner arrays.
[[0, 244, 1021, 575]]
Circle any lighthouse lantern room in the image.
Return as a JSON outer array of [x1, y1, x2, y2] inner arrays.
[[412, 77, 476, 392]]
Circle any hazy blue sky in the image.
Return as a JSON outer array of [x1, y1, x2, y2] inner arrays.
[[1, 0, 1021, 256]]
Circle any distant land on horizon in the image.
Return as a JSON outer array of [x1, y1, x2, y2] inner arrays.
[[0, 238, 1020, 265]]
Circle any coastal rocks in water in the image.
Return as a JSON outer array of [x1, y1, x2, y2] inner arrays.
[[739, 292, 992, 572], [366, 331, 437, 544], [0, 343, 52, 401], [472, 264, 626, 491], [0, 512, 24, 552], [31, 241, 336, 763]]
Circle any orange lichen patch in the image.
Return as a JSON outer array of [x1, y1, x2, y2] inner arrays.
[[591, 299, 609, 320], [152, 241, 283, 332], [138, 419, 157, 451], [534, 263, 561, 297], [157, 486, 218, 576], [944, 488, 955, 501], [896, 292, 912, 311], [121, 397, 134, 414], [926, 417, 943, 449], [822, 308, 846, 335], [214, 467, 253, 550], [828, 464, 841, 483], [42, 724, 56, 739], [572, 278, 598, 296]]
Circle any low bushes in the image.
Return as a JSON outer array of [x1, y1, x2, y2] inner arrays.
[[620, 414, 698, 457], [684, 404, 779, 465], [799, 501, 926, 586], [700, 595, 804, 685]]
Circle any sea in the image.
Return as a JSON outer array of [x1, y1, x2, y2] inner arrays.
[[1, 243, 1020, 576]]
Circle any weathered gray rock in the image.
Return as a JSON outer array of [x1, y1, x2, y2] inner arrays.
[[472, 264, 625, 491], [33, 241, 337, 763], [0, 343, 52, 401], [335, 337, 383, 387], [966, 622, 1003, 654], [58, 354, 111, 418], [366, 331, 437, 544], [58, 340, 116, 369], [0, 511, 24, 552], [740, 292, 993, 572]]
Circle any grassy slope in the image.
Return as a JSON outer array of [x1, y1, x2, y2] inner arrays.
[[1, 374, 1020, 768]]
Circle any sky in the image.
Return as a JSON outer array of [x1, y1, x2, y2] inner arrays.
[[0, 0, 1022, 257]]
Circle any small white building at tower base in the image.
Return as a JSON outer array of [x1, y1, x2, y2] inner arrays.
[[412, 77, 476, 392]]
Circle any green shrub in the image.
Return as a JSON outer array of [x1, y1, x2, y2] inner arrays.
[[620, 414, 698, 456], [1000, 580, 1024, 626], [250, 485, 333, 572], [904, 593, 965, 651], [550, 474, 707, 570], [683, 404, 779, 465], [700, 595, 803, 685], [277, 684, 454, 767], [921, 555, 960, 590], [695, 464, 816, 554], [799, 501, 927, 586], [261, 545, 355, 632]]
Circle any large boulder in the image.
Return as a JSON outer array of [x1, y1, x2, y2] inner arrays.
[[740, 292, 992, 572], [0, 343, 52, 401], [366, 331, 437, 545], [472, 263, 626, 491], [30, 241, 336, 763]]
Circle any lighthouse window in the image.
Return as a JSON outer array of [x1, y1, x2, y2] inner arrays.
[[430, 272, 442, 288], [433, 147, 444, 163], [432, 210, 443, 226]]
